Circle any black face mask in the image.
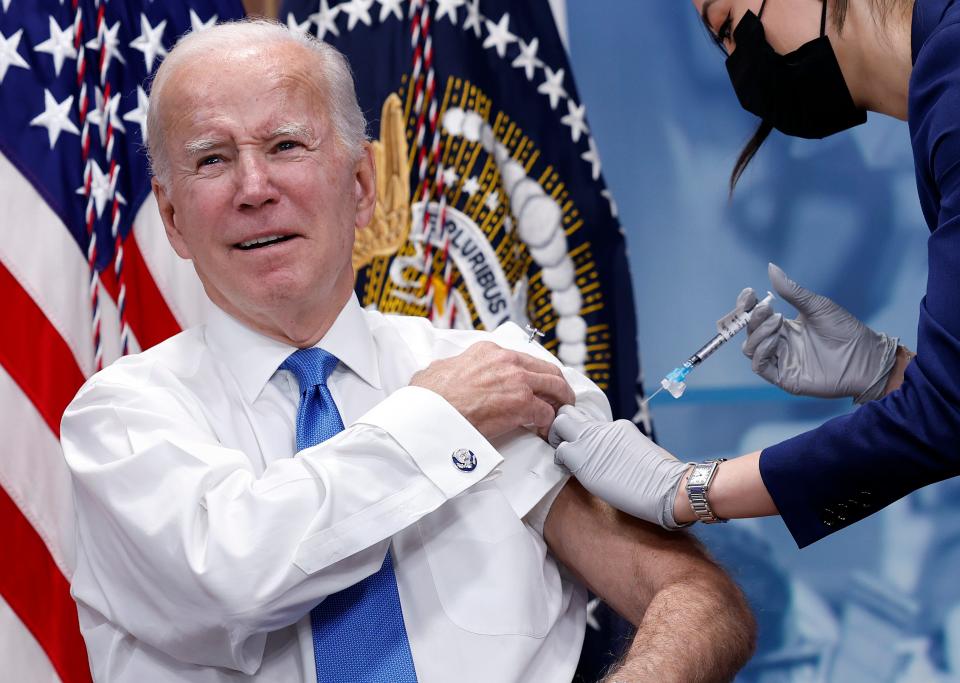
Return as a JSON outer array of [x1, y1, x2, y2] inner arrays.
[[725, 0, 867, 139]]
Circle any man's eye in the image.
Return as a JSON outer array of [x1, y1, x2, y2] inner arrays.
[[276, 140, 300, 151], [199, 155, 221, 167]]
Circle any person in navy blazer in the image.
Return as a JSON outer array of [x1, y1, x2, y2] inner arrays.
[[547, 0, 960, 549]]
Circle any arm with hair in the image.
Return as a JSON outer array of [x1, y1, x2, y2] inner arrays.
[[545, 481, 756, 683]]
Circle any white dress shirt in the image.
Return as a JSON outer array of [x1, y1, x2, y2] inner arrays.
[[61, 294, 613, 683]]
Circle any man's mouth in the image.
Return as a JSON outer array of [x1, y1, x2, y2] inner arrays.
[[235, 234, 297, 250]]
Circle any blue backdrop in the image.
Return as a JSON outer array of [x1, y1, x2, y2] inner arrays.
[[567, 2, 960, 681]]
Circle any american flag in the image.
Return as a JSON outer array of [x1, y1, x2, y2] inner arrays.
[[0, 1, 242, 680]]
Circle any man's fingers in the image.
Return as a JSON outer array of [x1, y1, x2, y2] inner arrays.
[[524, 370, 576, 408], [443, 343, 577, 439], [742, 312, 782, 358], [511, 349, 565, 378], [505, 349, 574, 406], [528, 396, 558, 434]]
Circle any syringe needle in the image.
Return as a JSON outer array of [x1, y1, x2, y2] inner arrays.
[[641, 386, 663, 407]]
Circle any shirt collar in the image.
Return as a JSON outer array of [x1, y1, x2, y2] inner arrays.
[[205, 293, 382, 403]]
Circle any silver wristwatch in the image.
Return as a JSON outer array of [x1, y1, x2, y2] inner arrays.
[[685, 459, 727, 524]]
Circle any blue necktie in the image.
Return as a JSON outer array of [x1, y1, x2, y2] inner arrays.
[[281, 348, 418, 683]]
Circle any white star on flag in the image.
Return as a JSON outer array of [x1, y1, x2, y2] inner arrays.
[[537, 65, 567, 110], [87, 86, 126, 145], [581, 136, 602, 180], [33, 17, 77, 77], [77, 159, 115, 219], [1, 0, 10, 12], [30, 89, 79, 148], [462, 176, 481, 197], [377, 0, 403, 23], [122, 86, 150, 142], [560, 100, 588, 143], [601, 188, 618, 219], [342, 0, 373, 31], [311, 0, 341, 40], [632, 393, 654, 438], [441, 166, 459, 188], [86, 21, 126, 82], [435, 0, 464, 25], [463, 0, 482, 38], [511, 38, 541, 81], [485, 190, 500, 212], [129, 15, 168, 72], [0, 29, 29, 84], [483, 13, 517, 58], [285, 13, 312, 37], [189, 10, 218, 32]]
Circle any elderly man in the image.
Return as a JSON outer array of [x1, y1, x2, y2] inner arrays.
[[60, 19, 754, 683]]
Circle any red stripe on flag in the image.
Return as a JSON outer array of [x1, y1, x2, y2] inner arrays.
[[0, 262, 86, 435], [0, 485, 93, 683], [98, 231, 181, 351]]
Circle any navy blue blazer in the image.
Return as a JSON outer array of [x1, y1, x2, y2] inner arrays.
[[759, 0, 960, 548]]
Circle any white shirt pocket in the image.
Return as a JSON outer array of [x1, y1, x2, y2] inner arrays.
[[417, 483, 559, 638]]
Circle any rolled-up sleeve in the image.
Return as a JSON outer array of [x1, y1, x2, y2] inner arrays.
[[62, 372, 500, 673]]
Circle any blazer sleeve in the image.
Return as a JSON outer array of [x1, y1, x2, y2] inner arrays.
[[759, 21, 960, 548]]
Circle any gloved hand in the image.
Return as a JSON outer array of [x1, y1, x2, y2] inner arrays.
[[739, 263, 899, 403], [548, 405, 690, 529]]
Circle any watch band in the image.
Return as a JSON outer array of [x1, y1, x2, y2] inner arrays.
[[685, 459, 728, 524]]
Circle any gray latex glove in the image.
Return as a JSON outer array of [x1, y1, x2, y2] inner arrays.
[[548, 405, 690, 529], [739, 263, 899, 403]]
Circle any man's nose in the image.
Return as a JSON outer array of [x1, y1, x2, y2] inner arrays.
[[234, 152, 279, 210]]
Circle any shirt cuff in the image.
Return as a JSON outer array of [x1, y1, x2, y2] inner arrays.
[[355, 385, 503, 498]]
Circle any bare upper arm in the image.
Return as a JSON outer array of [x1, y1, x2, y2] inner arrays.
[[543, 478, 734, 626]]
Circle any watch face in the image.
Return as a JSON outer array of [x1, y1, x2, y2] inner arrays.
[[689, 470, 709, 486]]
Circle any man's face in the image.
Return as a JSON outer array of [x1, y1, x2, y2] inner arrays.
[[152, 42, 375, 342]]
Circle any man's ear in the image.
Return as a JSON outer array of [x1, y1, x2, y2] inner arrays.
[[152, 177, 192, 260], [353, 142, 377, 230]]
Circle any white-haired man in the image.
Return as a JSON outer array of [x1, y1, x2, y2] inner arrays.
[[61, 19, 755, 683]]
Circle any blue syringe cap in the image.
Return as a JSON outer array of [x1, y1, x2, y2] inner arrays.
[[661, 366, 690, 399]]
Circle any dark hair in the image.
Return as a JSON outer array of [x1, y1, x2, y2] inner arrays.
[[727, 0, 912, 193], [730, 121, 774, 192]]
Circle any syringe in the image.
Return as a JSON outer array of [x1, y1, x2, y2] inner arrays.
[[642, 291, 775, 406]]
